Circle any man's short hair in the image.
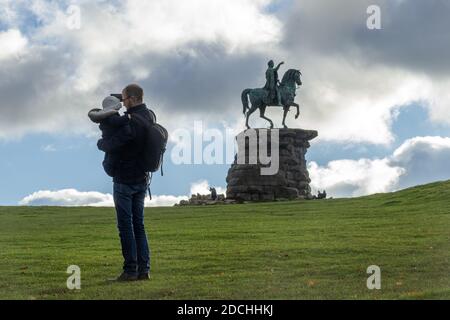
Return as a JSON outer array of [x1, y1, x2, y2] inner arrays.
[[124, 84, 144, 102]]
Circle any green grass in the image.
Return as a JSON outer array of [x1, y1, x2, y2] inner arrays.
[[0, 180, 449, 300]]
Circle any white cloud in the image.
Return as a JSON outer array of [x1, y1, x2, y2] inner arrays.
[[392, 136, 450, 163], [0, 29, 27, 60], [0, 0, 281, 140], [427, 79, 450, 125], [19, 189, 114, 207], [123, 0, 281, 53], [144, 194, 188, 207], [19, 188, 188, 207], [389, 136, 450, 189], [309, 136, 450, 198], [295, 61, 432, 144], [308, 158, 405, 198]]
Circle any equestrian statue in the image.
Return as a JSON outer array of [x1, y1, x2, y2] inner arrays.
[[241, 60, 302, 129]]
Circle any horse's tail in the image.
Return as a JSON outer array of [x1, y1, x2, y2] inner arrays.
[[241, 89, 251, 114]]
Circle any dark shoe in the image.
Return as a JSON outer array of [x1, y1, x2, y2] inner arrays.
[[116, 272, 138, 282], [137, 273, 150, 281]]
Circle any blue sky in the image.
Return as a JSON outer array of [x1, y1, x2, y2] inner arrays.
[[1, 0, 450, 205]]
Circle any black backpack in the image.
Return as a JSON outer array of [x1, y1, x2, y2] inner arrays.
[[132, 109, 168, 177]]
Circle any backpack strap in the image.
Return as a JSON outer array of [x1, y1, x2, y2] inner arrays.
[[131, 112, 151, 128], [148, 109, 156, 123], [132, 109, 155, 124], [147, 172, 153, 200]]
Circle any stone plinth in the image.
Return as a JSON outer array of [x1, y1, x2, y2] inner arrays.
[[226, 128, 318, 201]]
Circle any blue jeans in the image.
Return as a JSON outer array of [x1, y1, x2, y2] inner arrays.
[[113, 181, 150, 275]]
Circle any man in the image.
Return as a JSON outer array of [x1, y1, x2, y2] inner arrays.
[[209, 187, 217, 201], [97, 84, 153, 281], [263, 60, 284, 105]]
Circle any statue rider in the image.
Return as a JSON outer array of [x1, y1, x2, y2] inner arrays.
[[264, 60, 284, 105]]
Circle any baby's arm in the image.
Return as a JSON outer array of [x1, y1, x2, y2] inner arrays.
[[88, 108, 118, 123]]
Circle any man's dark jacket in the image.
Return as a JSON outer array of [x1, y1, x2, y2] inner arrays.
[[97, 104, 155, 185]]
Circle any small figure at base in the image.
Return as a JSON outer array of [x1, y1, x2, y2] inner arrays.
[[209, 187, 217, 201]]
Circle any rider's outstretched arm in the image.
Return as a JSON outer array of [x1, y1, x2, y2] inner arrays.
[[275, 61, 284, 71]]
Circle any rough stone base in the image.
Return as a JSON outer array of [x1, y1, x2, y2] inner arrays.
[[226, 128, 318, 201]]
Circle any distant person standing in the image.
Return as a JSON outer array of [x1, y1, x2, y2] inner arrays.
[[209, 187, 217, 201], [97, 84, 153, 281]]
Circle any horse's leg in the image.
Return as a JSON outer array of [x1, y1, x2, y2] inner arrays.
[[259, 105, 274, 129], [293, 102, 300, 119], [282, 105, 289, 129], [246, 104, 258, 129]]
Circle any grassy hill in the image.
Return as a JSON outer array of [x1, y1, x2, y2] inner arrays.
[[0, 180, 449, 299]]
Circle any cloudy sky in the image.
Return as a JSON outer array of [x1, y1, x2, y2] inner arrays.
[[1, 0, 450, 206]]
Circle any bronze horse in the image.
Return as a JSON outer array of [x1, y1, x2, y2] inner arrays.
[[241, 69, 302, 129]]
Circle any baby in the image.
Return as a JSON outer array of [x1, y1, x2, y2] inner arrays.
[[88, 96, 132, 177]]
